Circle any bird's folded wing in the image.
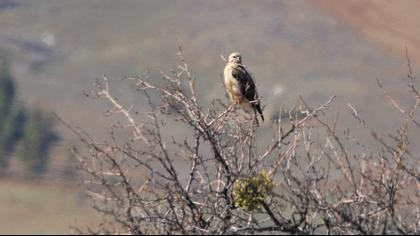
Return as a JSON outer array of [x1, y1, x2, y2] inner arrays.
[[231, 65, 258, 102]]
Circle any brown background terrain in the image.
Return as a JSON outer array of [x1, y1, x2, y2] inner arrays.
[[0, 0, 418, 233]]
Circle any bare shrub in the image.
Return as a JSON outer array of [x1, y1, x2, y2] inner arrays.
[[63, 48, 420, 234]]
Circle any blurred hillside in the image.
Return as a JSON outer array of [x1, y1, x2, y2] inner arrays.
[[0, 178, 100, 234], [0, 0, 416, 136], [1, 0, 418, 176], [0, 0, 419, 233], [318, 0, 420, 63]]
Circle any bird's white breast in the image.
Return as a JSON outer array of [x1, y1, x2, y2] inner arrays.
[[224, 65, 241, 97]]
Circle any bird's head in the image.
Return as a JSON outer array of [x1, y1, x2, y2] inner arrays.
[[228, 52, 242, 64]]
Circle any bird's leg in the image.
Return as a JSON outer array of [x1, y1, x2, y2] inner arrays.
[[232, 101, 239, 112]]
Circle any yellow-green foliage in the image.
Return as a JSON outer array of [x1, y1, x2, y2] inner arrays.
[[233, 171, 274, 212]]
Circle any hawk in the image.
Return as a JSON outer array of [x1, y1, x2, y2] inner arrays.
[[223, 52, 264, 122]]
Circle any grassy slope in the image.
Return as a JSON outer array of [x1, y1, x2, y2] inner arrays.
[[0, 1, 418, 232], [317, 0, 420, 63], [0, 179, 100, 234]]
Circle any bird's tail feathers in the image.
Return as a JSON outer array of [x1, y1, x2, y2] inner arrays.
[[256, 104, 264, 122]]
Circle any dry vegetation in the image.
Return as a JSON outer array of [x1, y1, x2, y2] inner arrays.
[[318, 0, 420, 63], [0, 179, 99, 234], [64, 48, 419, 234]]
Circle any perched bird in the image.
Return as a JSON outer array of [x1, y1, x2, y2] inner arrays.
[[223, 52, 264, 123]]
